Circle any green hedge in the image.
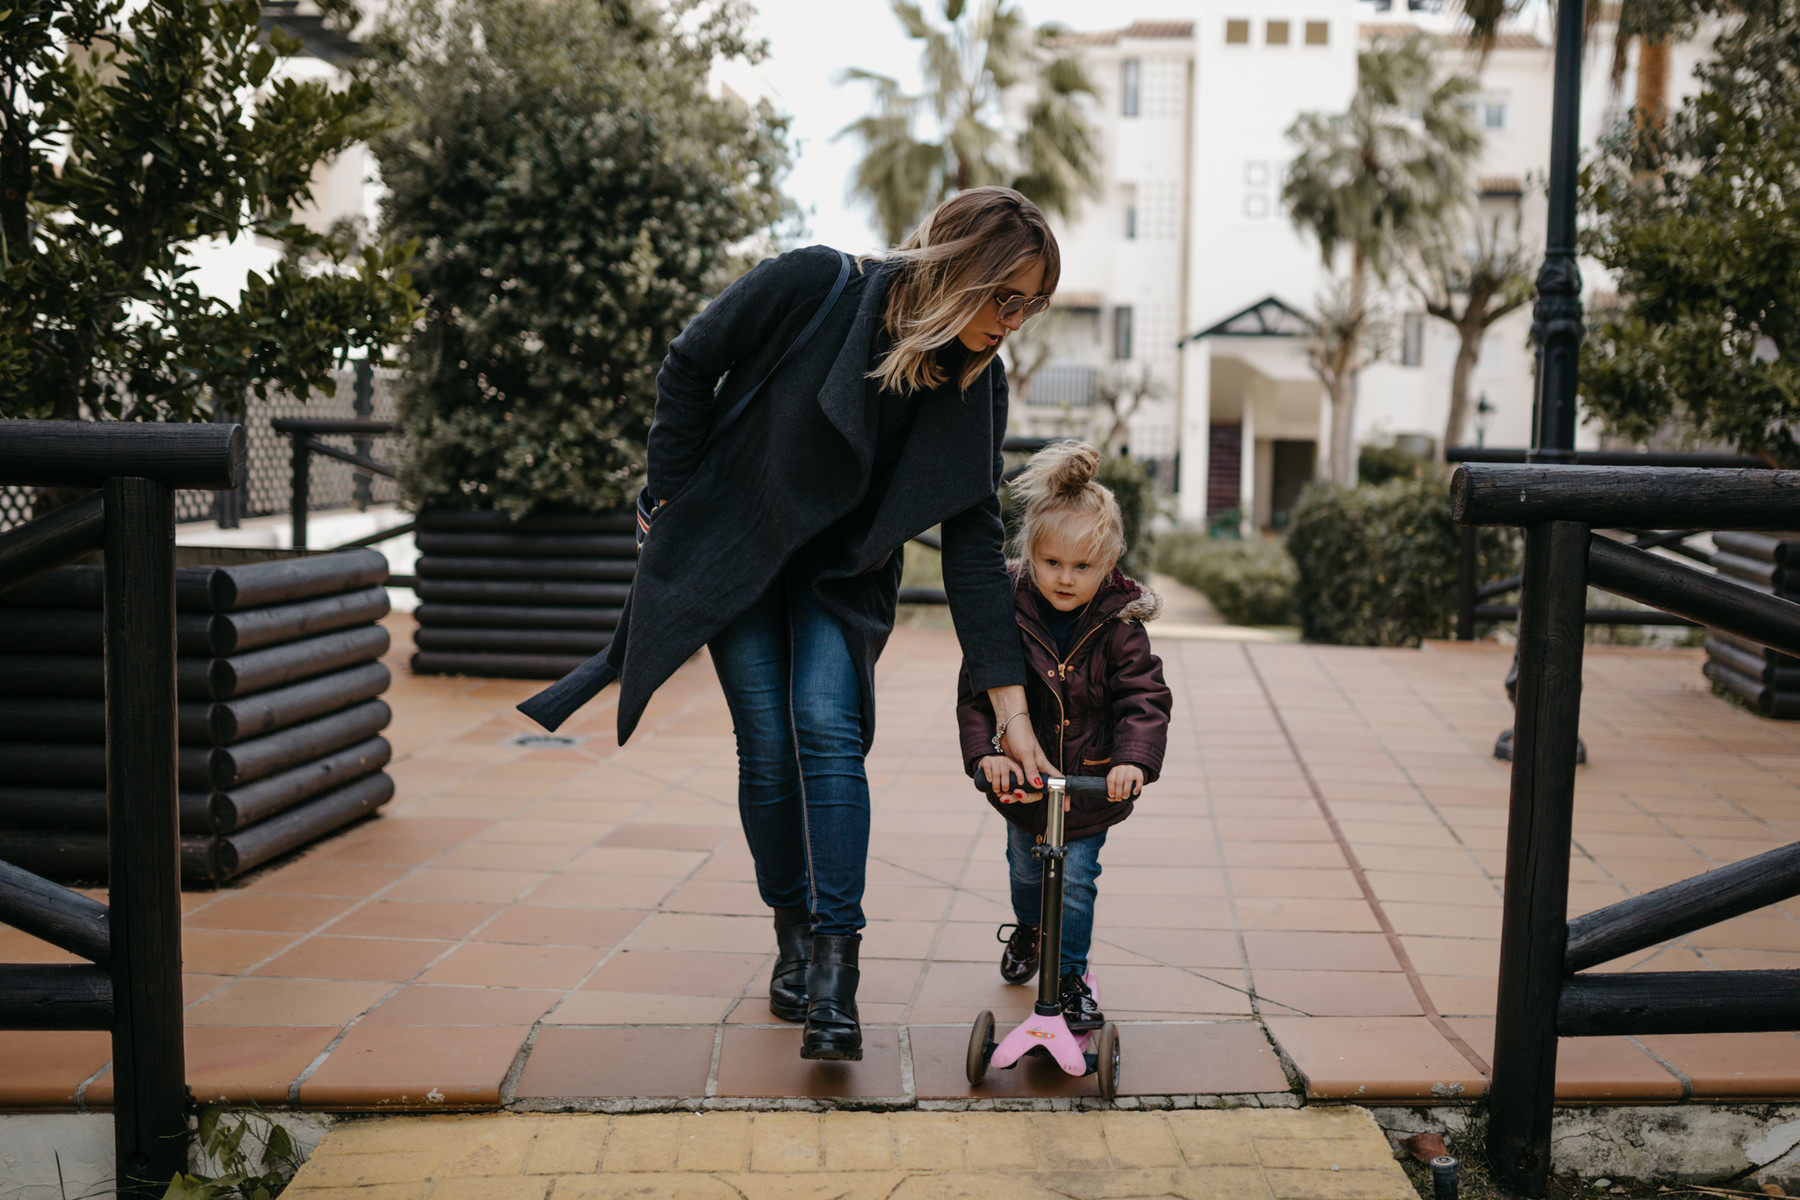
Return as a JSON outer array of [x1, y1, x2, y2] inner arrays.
[[1156, 532, 1297, 626], [1287, 477, 1518, 646]]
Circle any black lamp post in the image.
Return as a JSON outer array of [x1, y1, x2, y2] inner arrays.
[[1488, 1, 1589, 1193], [1475, 392, 1495, 447], [1527, 0, 1588, 464]]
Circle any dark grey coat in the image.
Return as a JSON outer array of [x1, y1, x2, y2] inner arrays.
[[520, 244, 1027, 749]]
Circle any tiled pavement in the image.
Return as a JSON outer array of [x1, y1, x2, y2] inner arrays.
[[284, 1107, 1417, 1200], [4, 616, 1800, 1111]]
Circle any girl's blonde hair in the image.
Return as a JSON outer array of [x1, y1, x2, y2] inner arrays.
[[1009, 440, 1125, 574], [864, 187, 1061, 394]]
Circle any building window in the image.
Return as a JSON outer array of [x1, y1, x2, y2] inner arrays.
[[1113, 306, 1134, 360], [1125, 205, 1137, 239], [1266, 19, 1290, 45], [1484, 100, 1508, 130], [1121, 58, 1140, 117], [1225, 18, 1249, 44], [1242, 160, 1274, 220], [1402, 313, 1425, 366], [1305, 20, 1329, 45]]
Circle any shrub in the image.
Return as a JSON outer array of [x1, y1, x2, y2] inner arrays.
[[1287, 477, 1518, 646], [1358, 441, 1430, 486], [1156, 532, 1298, 626], [368, 0, 793, 516]]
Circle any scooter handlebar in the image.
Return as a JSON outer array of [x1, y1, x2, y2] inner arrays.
[[972, 774, 1113, 799]]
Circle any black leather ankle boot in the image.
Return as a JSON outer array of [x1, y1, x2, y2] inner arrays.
[[768, 905, 811, 1023], [801, 934, 862, 1061]]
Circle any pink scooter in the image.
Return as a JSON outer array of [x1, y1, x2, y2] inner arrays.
[[966, 775, 1121, 1100]]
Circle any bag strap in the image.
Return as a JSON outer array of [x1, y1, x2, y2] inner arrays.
[[704, 249, 853, 450]]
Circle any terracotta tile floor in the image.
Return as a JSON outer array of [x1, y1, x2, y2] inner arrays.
[[5, 616, 1800, 1111]]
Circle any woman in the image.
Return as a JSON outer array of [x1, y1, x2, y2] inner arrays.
[[521, 186, 1061, 1061]]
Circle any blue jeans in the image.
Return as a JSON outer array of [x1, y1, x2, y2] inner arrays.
[[1007, 822, 1107, 976], [709, 574, 869, 939]]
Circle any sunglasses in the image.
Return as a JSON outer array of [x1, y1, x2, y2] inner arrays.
[[991, 291, 1052, 323]]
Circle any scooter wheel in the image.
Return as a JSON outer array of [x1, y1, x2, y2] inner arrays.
[[1095, 1022, 1120, 1101], [966, 1009, 995, 1086]]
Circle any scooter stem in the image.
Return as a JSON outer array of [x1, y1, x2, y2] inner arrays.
[[1034, 777, 1068, 1017]]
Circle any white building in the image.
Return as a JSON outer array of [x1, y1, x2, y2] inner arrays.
[[1021, 2, 1707, 529]]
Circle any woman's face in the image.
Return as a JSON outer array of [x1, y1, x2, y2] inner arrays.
[[956, 260, 1048, 353]]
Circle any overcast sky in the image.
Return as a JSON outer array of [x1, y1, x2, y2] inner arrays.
[[717, 0, 1223, 255]]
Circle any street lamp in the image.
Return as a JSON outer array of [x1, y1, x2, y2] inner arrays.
[[1489, 3, 1590, 1193], [1475, 393, 1495, 447]]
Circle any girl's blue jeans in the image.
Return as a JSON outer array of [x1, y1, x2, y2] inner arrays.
[[709, 574, 869, 939], [1007, 821, 1107, 976]]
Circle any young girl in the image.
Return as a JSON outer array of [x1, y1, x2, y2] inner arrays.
[[956, 440, 1172, 1030]]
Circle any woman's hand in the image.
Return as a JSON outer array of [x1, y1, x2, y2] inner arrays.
[[1107, 765, 1146, 802], [978, 755, 1032, 803]]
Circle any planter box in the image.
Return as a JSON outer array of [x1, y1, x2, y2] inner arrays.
[[0, 546, 395, 885], [1705, 532, 1800, 719], [411, 508, 634, 679]]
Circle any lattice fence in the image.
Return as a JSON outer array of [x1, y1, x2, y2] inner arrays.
[[0, 366, 404, 534]]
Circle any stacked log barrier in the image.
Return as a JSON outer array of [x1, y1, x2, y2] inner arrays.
[[410, 508, 635, 679], [1704, 532, 1800, 718], [0, 545, 395, 884]]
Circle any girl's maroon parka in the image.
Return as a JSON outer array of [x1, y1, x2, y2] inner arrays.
[[956, 569, 1173, 840]]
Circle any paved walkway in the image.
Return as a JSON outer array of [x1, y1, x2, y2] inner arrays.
[[4, 617, 1799, 1111], [284, 1108, 1416, 1200]]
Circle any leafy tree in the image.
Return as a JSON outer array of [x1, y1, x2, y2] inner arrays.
[[1579, 0, 1800, 460], [1283, 34, 1480, 483], [366, 0, 794, 516], [840, 0, 1101, 246], [1089, 364, 1166, 458], [999, 307, 1065, 410], [1301, 277, 1394, 483], [1407, 213, 1535, 457], [0, 0, 418, 424]]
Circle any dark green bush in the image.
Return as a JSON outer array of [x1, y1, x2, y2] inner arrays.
[[1358, 441, 1431, 486], [1287, 477, 1518, 646], [369, 0, 792, 516], [1156, 531, 1298, 626]]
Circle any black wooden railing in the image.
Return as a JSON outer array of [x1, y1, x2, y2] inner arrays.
[[1454, 462, 1800, 1196], [1448, 447, 1763, 639], [0, 419, 247, 1194], [273, 427, 1054, 606]]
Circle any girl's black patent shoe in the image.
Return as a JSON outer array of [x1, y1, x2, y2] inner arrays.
[[997, 922, 1041, 985]]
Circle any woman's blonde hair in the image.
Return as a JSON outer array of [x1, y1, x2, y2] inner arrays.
[[1009, 440, 1125, 575], [865, 186, 1061, 394]]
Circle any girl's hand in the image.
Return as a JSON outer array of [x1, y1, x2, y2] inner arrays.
[[1106, 765, 1145, 802], [978, 755, 1032, 803]]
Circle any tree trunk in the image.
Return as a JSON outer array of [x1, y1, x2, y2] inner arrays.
[[1443, 324, 1483, 457], [1330, 253, 1367, 484], [1330, 371, 1356, 484], [1635, 39, 1670, 135]]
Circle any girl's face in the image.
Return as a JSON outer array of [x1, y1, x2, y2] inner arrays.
[[956, 260, 1048, 353], [1030, 527, 1113, 612]]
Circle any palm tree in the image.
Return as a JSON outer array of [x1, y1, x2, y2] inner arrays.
[[839, 0, 1101, 246], [1282, 33, 1481, 483], [1450, 1, 1717, 133], [1408, 214, 1537, 458]]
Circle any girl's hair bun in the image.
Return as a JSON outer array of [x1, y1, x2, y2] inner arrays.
[[1032, 440, 1099, 498], [1009, 440, 1125, 573]]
